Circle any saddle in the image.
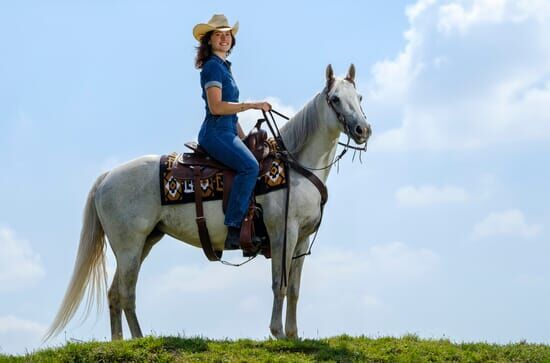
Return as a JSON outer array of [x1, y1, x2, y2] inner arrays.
[[172, 128, 274, 261]]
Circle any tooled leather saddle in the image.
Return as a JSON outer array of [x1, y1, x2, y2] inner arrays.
[[172, 128, 275, 261]]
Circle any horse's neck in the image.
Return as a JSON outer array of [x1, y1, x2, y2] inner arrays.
[[293, 96, 340, 182]]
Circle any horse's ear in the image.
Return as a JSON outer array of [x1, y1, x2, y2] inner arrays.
[[326, 64, 334, 89], [346, 63, 356, 84], [326, 64, 334, 82]]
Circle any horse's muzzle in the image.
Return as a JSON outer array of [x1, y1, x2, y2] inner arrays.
[[351, 122, 372, 144]]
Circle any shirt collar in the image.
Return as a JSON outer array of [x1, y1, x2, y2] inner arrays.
[[211, 54, 232, 68]]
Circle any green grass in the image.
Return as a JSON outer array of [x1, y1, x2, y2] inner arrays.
[[2, 334, 550, 362]]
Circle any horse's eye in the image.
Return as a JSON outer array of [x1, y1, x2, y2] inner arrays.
[[359, 94, 363, 101], [332, 96, 340, 104]]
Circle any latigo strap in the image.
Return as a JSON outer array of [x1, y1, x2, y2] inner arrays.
[[192, 166, 222, 261]]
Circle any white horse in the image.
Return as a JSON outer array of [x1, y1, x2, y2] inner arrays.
[[45, 64, 371, 341]]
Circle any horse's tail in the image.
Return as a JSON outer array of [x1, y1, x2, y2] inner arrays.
[[43, 172, 109, 341]]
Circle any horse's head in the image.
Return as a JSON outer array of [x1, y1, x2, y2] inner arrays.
[[324, 64, 372, 145]]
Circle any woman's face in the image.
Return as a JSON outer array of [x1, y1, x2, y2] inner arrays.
[[209, 30, 233, 54]]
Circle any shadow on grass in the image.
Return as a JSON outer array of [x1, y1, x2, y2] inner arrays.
[[150, 336, 367, 361], [86, 335, 211, 355], [262, 338, 366, 361], [17, 336, 211, 362], [154, 336, 209, 353], [2, 336, 374, 363]]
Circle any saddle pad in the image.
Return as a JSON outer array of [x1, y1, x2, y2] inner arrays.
[[159, 152, 288, 205]]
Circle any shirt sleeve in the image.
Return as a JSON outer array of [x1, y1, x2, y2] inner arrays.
[[201, 61, 223, 90]]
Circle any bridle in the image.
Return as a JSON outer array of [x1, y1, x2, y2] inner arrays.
[[267, 81, 369, 173], [254, 81, 370, 287], [325, 78, 369, 153]]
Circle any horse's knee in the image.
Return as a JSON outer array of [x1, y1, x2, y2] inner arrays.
[[108, 287, 117, 301], [108, 295, 120, 311], [272, 286, 287, 300], [287, 285, 300, 300], [108, 281, 120, 306], [118, 290, 136, 310]]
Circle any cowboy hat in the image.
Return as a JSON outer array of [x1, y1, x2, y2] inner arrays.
[[193, 14, 239, 41]]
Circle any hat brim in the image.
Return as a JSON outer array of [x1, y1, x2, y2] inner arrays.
[[193, 21, 239, 41]]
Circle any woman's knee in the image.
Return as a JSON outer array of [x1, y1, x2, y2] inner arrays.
[[243, 158, 259, 175]]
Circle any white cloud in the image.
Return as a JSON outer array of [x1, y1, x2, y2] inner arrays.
[[362, 294, 383, 308], [0, 227, 45, 292], [305, 242, 440, 289], [0, 315, 45, 335], [407, 0, 438, 20], [99, 156, 122, 173], [368, 0, 550, 151], [143, 242, 438, 339], [396, 184, 468, 206], [364, 242, 441, 280], [473, 209, 542, 239], [0, 315, 46, 355], [437, 0, 508, 34], [152, 259, 269, 295], [297, 242, 439, 336], [152, 242, 439, 299], [437, 0, 550, 34], [238, 295, 262, 313]]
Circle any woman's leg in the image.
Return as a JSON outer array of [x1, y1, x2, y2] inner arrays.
[[200, 130, 259, 227]]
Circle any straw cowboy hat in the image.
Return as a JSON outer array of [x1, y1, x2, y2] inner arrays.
[[193, 14, 239, 41]]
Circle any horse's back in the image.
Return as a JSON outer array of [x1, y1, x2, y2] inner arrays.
[[95, 155, 162, 235]]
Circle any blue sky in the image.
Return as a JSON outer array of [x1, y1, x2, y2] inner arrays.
[[1, 0, 550, 355]]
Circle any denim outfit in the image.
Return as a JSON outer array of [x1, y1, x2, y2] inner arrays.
[[198, 55, 259, 228]]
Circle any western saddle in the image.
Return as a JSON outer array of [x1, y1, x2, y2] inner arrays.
[[172, 128, 276, 261]]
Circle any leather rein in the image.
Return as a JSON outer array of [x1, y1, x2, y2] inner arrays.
[[259, 85, 368, 287]]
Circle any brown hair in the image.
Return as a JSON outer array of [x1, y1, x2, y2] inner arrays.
[[194, 31, 237, 69]]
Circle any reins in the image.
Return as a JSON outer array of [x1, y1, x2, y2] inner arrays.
[[259, 98, 367, 287], [267, 109, 349, 172], [218, 92, 368, 281]]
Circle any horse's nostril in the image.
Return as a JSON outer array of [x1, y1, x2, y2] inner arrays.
[[355, 125, 363, 135]]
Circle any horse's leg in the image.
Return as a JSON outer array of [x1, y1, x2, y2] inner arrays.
[[108, 228, 163, 340], [270, 224, 299, 339], [119, 251, 144, 338], [140, 229, 164, 265], [285, 236, 309, 339], [108, 270, 123, 340], [106, 229, 150, 339]]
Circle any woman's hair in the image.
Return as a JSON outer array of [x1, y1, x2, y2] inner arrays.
[[194, 30, 237, 69]]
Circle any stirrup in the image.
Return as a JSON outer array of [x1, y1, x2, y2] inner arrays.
[[242, 236, 263, 257]]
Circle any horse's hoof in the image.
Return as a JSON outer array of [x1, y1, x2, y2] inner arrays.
[[270, 328, 286, 339], [286, 331, 299, 340]]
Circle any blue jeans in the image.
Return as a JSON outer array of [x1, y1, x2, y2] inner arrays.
[[198, 125, 259, 228]]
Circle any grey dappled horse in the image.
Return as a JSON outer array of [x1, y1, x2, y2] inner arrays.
[[45, 64, 371, 341]]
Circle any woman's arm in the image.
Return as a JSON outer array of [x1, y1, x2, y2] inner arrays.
[[206, 87, 271, 115]]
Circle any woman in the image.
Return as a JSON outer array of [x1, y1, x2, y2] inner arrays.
[[193, 14, 271, 250]]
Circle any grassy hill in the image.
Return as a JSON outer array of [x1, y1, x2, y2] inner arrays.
[[2, 335, 550, 362]]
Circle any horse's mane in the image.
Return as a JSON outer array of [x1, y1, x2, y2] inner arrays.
[[279, 93, 322, 155]]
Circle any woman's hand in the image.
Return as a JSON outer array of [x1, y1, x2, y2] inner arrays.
[[253, 102, 272, 112]]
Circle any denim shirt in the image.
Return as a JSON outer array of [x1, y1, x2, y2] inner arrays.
[[199, 54, 240, 137]]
